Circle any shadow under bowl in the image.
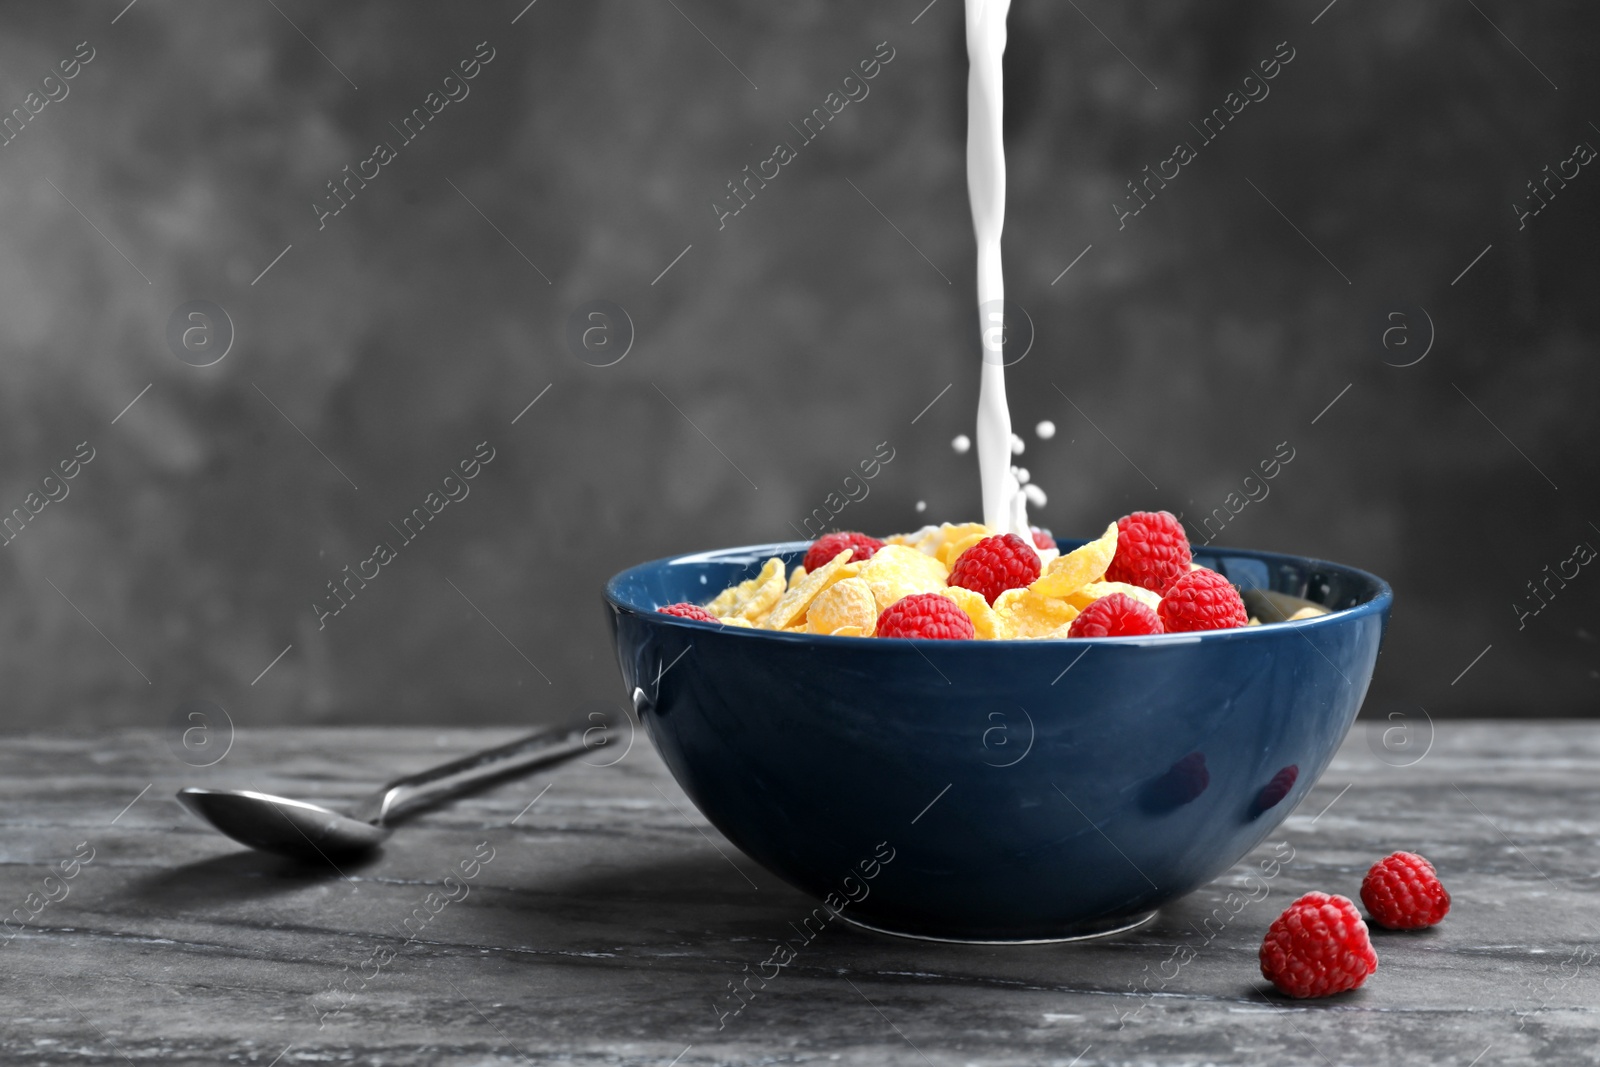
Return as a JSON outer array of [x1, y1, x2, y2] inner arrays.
[[604, 540, 1391, 942]]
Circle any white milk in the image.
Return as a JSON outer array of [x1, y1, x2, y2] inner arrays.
[[964, 0, 1030, 540]]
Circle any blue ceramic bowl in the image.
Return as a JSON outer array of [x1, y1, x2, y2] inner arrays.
[[604, 540, 1391, 942]]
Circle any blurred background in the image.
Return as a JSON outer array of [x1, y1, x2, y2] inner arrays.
[[0, 0, 1593, 734]]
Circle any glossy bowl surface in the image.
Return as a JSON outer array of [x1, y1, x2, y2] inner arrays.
[[604, 540, 1391, 941]]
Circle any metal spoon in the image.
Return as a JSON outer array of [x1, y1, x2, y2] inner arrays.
[[177, 719, 615, 862]]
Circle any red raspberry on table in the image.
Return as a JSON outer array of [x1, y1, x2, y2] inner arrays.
[[1158, 568, 1249, 632], [1260, 892, 1378, 999], [657, 602, 718, 622], [876, 593, 977, 640], [1361, 851, 1450, 930], [948, 533, 1041, 605], [1105, 510, 1193, 594], [1067, 593, 1163, 638], [1031, 528, 1057, 552], [803, 531, 884, 573]]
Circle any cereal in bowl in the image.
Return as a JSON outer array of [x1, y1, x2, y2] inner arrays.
[[661, 511, 1287, 639]]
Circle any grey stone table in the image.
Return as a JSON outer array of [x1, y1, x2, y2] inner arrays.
[[1, 722, 1596, 1066]]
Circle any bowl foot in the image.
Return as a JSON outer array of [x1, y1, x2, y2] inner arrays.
[[837, 908, 1158, 945]]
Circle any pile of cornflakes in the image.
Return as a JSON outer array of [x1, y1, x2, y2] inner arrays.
[[668, 513, 1331, 640], [669, 517, 1222, 638], [713, 523, 1104, 638]]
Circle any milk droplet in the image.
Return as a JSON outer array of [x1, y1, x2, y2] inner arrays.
[[952, 434, 971, 454], [1024, 484, 1047, 507], [915, 500, 927, 513], [1013, 466, 1030, 485], [1036, 420, 1056, 439], [1010, 434, 1025, 455]]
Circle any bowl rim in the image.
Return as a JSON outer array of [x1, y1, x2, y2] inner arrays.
[[604, 539, 1394, 647]]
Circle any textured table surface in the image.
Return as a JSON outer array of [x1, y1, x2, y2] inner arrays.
[[1, 722, 1596, 1066]]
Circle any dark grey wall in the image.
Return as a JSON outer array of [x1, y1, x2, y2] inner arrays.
[[0, 1, 1594, 733]]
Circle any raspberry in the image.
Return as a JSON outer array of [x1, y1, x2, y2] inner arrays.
[[948, 533, 1041, 605], [1105, 511, 1192, 594], [1067, 593, 1163, 638], [657, 602, 718, 622], [876, 593, 977, 640], [1361, 851, 1450, 930], [1252, 764, 1300, 816], [1260, 892, 1378, 999], [1031, 528, 1057, 552], [803, 531, 884, 573], [1158, 568, 1249, 632]]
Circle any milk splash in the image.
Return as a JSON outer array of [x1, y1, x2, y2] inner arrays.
[[965, 0, 1029, 539]]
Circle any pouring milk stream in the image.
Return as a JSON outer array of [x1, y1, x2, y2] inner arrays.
[[965, 0, 1031, 542]]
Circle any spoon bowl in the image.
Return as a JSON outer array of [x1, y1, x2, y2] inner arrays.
[[177, 788, 389, 861]]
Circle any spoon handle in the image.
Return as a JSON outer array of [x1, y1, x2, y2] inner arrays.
[[352, 720, 616, 826]]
